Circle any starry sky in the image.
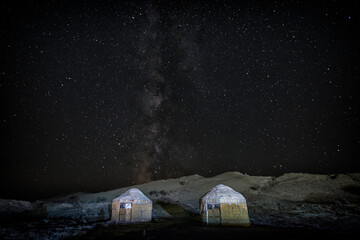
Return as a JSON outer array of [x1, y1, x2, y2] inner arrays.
[[1, 0, 359, 200]]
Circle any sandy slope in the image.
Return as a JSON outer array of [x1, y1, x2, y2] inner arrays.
[[1, 172, 360, 230]]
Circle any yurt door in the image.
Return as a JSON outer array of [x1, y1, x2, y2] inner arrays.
[[119, 203, 132, 222], [207, 203, 221, 224], [125, 203, 132, 222]]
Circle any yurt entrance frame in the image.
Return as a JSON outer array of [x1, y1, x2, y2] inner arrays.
[[119, 202, 133, 222], [205, 203, 222, 224]]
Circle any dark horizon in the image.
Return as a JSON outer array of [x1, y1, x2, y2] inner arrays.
[[1, 0, 359, 201]]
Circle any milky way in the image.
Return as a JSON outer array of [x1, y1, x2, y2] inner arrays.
[[129, 5, 199, 183]]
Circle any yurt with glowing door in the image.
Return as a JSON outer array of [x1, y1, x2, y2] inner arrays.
[[200, 184, 250, 226], [111, 188, 152, 223]]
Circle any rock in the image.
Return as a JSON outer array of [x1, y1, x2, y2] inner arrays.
[[0, 199, 34, 219]]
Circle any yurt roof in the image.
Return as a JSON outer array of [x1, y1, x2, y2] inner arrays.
[[112, 188, 152, 204], [201, 184, 246, 204]]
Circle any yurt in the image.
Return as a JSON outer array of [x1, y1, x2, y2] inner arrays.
[[111, 188, 152, 223], [200, 184, 250, 226]]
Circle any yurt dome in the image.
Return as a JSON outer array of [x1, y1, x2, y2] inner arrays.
[[201, 184, 246, 204], [112, 188, 152, 204]]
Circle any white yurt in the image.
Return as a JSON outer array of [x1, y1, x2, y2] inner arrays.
[[111, 188, 152, 223], [200, 184, 250, 226]]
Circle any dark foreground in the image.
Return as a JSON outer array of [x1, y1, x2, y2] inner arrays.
[[72, 222, 358, 240], [1, 201, 359, 240], [1, 219, 358, 240]]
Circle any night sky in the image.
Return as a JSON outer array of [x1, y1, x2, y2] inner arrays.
[[1, 0, 359, 200]]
